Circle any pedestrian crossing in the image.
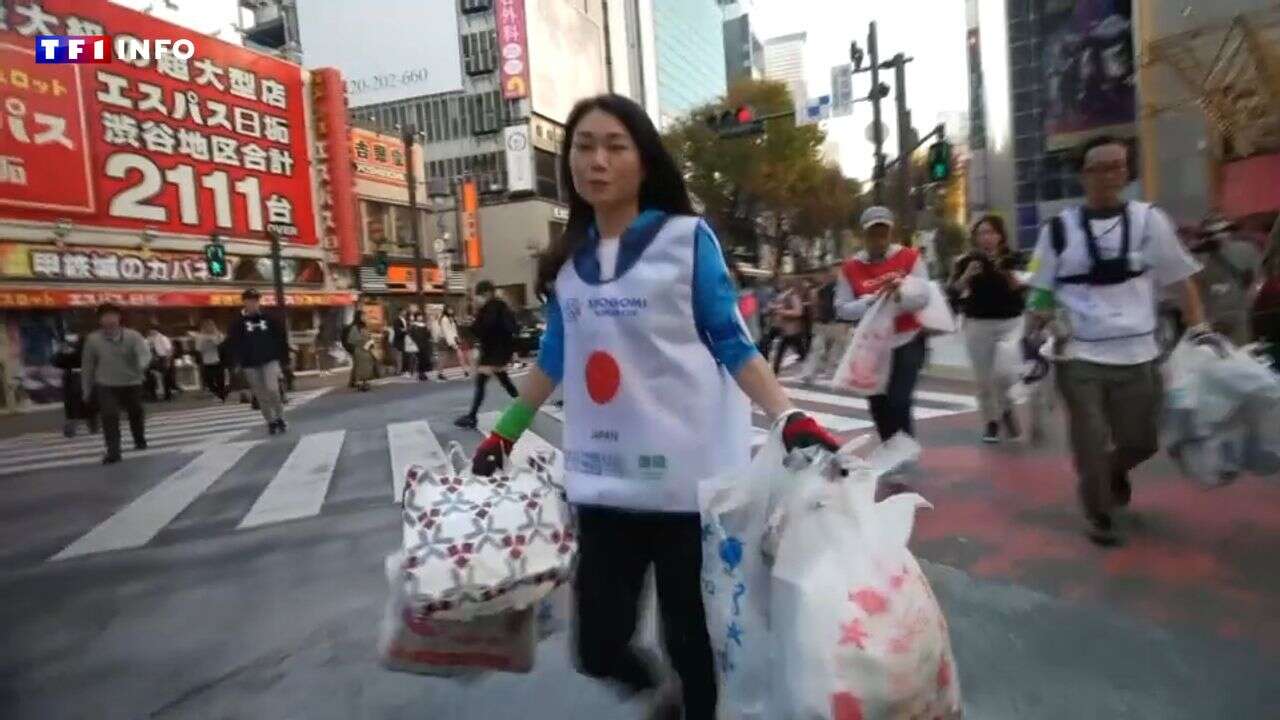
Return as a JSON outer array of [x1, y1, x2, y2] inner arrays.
[[42, 382, 977, 563], [0, 388, 331, 477], [371, 364, 532, 387]]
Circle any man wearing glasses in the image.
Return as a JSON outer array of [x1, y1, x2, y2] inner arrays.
[[1027, 135, 1211, 547]]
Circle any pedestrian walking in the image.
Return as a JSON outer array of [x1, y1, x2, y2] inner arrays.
[[836, 206, 932, 441], [800, 265, 849, 385], [345, 316, 377, 391], [409, 312, 434, 381], [224, 289, 289, 435], [756, 279, 782, 359], [194, 318, 227, 401], [1188, 212, 1262, 346], [453, 281, 520, 428], [770, 280, 808, 374], [469, 94, 839, 719], [392, 308, 411, 376], [1028, 135, 1214, 546], [436, 307, 470, 381], [950, 214, 1027, 443], [81, 303, 150, 464], [53, 331, 98, 437], [733, 267, 763, 344], [145, 326, 177, 401]]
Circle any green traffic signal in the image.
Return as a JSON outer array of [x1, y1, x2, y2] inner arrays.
[[374, 250, 389, 276], [203, 242, 228, 278], [927, 139, 952, 182]]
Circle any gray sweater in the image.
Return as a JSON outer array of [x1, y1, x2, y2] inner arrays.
[[82, 328, 151, 396]]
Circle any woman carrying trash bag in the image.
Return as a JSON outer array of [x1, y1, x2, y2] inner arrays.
[[469, 94, 840, 719], [949, 214, 1027, 443]]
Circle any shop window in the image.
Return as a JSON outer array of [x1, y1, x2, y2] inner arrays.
[[534, 149, 559, 201]]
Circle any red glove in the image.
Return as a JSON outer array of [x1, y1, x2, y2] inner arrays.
[[781, 412, 841, 454], [472, 432, 514, 476]]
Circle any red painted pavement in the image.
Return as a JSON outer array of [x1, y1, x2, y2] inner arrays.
[[902, 411, 1280, 655]]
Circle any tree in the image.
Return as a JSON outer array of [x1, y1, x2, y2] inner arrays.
[[664, 79, 862, 273]]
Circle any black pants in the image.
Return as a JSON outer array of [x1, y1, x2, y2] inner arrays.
[[97, 385, 145, 456], [466, 371, 518, 417], [201, 362, 226, 399], [574, 506, 716, 719], [757, 326, 780, 358], [147, 359, 177, 400], [772, 333, 808, 373], [413, 350, 435, 379], [868, 335, 928, 440]]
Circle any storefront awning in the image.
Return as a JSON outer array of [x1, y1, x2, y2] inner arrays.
[[0, 285, 358, 310]]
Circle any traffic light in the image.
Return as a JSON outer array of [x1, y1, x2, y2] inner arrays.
[[374, 250, 389, 276], [850, 41, 865, 71], [870, 82, 891, 101], [704, 105, 764, 139], [927, 138, 953, 182], [203, 240, 228, 278]]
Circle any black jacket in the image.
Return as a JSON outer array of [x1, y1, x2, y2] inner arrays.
[[225, 311, 288, 368], [392, 316, 408, 351], [951, 253, 1026, 320], [471, 298, 517, 357]]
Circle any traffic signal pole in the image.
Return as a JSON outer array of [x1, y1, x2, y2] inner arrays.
[[868, 22, 886, 204], [893, 53, 914, 237], [402, 124, 427, 315]]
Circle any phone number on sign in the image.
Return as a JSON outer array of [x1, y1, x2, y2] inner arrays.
[[347, 68, 433, 96]]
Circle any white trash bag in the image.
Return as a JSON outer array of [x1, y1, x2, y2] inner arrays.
[[833, 295, 897, 396], [700, 427, 961, 719]]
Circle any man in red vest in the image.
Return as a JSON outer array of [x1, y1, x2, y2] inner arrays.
[[835, 206, 932, 440]]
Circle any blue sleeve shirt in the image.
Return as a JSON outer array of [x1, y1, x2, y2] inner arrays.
[[536, 219, 760, 384]]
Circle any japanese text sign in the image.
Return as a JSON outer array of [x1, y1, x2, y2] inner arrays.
[[0, 0, 317, 245], [496, 0, 529, 100]]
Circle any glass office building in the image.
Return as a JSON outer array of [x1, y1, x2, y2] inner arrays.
[[651, 0, 727, 126]]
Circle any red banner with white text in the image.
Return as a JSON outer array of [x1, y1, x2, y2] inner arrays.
[[0, 0, 317, 244]]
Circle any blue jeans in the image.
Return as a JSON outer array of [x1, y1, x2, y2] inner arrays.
[[869, 335, 928, 440]]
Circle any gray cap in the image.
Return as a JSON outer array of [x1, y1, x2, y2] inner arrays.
[[860, 205, 895, 229]]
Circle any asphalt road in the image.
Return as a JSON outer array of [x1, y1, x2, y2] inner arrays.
[[1, 371, 1276, 719]]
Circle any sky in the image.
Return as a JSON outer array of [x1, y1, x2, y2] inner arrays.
[[110, 0, 242, 44], [749, 0, 970, 181]]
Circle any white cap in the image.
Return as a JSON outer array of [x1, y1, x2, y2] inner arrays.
[[860, 206, 895, 229]]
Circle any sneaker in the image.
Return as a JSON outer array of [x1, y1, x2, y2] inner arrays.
[[1087, 513, 1122, 547], [103, 452, 122, 465], [275, 419, 288, 434], [134, 440, 148, 451], [437, 372, 447, 381], [454, 414, 478, 429], [639, 681, 682, 720], [267, 422, 278, 435], [1112, 468, 1132, 508], [1002, 410, 1022, 440], [983, 422, 1000, 444]]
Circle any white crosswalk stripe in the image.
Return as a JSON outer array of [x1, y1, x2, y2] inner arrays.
[[387, 420, 451, 502], [239, 430, 346, 529], [52, 441, 260, 561], [0, 389, 330, 477], [373, 365, 531, 387], [41, 384, 976, 562]]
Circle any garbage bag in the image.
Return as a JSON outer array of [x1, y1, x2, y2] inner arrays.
[[396, 445, 576, 620], [833, 295, 897, 397], [699, 427, 961, 719], [378, 552, 536, 676]]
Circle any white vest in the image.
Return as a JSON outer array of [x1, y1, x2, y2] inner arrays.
[[555, 215, 752, 513], [1054, 202, 1158, 344]]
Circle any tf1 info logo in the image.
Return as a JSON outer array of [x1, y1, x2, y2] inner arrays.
[[34, 35, 196, 64]]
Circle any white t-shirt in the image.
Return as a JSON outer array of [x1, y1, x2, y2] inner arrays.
[[1029, 205, 1200, 365], [598, 237, 621, 281]]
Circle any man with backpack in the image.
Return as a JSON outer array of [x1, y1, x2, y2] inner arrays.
[[1027, 135, 1214, 547], [800, 264, 848, 385], [1188, 212, 1262, 346]]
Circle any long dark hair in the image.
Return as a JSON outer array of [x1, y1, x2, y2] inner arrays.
[[969, 214, 1011, 256], [535, 94, 695, 296]]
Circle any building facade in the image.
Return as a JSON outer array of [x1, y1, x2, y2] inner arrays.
[[764, 32, 808, 113], [295, 0, 610, 306], [723, 13, 765, 86]]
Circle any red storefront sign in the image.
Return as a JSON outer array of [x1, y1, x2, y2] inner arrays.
[[0, 286, 356, 309], [458, 178, 483, 268], [496, 0, 530, 100], [351, 126, 408, 188], [0, 0, 317, 244], [310, 67, 359, 266], [1218, 152, 1280, 219]]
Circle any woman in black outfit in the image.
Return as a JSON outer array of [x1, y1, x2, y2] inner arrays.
[[453, 281, 520, 428], [949, 214, 1027, 443]]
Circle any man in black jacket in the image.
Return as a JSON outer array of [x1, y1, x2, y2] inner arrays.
[[454, 281, 519, 429], [225, 289, 290, 435]]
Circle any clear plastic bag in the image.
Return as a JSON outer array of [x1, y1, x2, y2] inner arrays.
[[833, 296, 896, 396]]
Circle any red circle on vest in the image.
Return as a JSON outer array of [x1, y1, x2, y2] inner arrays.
[[585, 351, 621, 404]]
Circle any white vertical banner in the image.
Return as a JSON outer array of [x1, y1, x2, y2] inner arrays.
[[831, 63, 854, 117], [504, 124, 535, 193]]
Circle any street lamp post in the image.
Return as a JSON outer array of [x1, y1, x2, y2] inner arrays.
[[402, 124, 428, 314]]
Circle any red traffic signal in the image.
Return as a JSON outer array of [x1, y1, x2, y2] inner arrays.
[[735, 105, 754, 123]]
